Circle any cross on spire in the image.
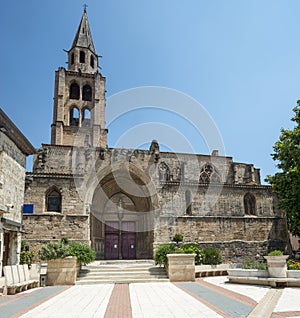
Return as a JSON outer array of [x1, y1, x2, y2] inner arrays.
[[83, 4, 88, 12]]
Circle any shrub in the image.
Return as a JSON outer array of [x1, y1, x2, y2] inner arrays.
[[154, 243, 176, 267], [172, 233, 183, 244], [242, 257, 267, 270], [287, 260, 300, 270], [20, 240, 35, 267], [268, 250, 284, 256], [180, 243, 205, 265], [69, 242, 96, 265], [202, 248, 222, 265], [38, 238, 96, 265], [38, 241, 70, 261]]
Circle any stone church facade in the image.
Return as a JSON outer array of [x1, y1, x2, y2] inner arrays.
[[22, 9, 290, 262]]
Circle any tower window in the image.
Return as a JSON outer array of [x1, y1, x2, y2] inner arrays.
[[70, 83, 80, 100], [90, 55, 95, 68], [46, 188, 61, 212], [71, 53, 74, 65], [70, 107, 79, 126], [83, 85, 92, 101], [82, 108, 91, 127], [244, 193, 256, 215], [80, 51, 85, 63]]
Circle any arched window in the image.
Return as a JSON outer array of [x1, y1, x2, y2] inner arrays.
[[82, 85, 92, 101], [71, 53, 74, 65], [185, 190, 192, 215], [80, 51, 85, 63], [82, 108, 91, 127], [244, 193, 256, 215], [46, 188, 62, 212], [158, 162, 170, 181], [69, 83, 80, 100], [70, 107, 79, 126], [199, 163, 221, 183], [90, 55, 94, 68]]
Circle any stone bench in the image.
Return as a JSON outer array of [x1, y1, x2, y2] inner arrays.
[[4, 264, 40, 295]]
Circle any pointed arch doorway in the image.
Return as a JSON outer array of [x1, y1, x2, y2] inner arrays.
[[103, 193, 137, 260], [90, 165, 157, 260]]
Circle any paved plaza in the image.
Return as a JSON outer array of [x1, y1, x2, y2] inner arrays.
[[0, 276, 300, 317]]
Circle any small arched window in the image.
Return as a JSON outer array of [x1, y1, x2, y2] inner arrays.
[[82, 85, 92, 101], [69, 83, 80, 100], [244, 193, 256, 215], [199, 163, 221, 183], [80, 51, 85, 63], [159, 162, 170, 181], [90, 55, 94, 68], [70, 107, 79, 126], [82, 108, 91, 127], [71, 53, 74, 65], [185, 190, 192, 215], [46, 188, 62, 212]]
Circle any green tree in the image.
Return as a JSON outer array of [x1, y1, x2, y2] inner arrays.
[[266, 102, 300, 236]]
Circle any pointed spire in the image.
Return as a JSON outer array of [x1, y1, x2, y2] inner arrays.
[[71, 8, 96, 53]]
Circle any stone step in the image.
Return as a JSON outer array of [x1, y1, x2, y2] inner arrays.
[[79, 268, 166, 277], [76, 261, 168, 284], [77, 273, 168, 279], [76, 278, 169, 285]]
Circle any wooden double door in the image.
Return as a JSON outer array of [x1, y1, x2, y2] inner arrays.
[[104, 221, 136, 260]]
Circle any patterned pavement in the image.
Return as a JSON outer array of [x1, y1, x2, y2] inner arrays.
[[0, 277, 300, 318]]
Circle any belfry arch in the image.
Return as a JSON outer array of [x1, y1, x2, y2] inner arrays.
[[89, 163, 158, 260]]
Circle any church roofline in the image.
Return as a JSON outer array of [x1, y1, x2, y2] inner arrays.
[[0, 108, 35, 156]]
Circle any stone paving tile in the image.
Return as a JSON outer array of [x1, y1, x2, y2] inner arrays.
[[1, 279, 300, 318], [203, 276, 270, 303], [104, 284, 132, 318], [273, 288, 300, 313], [177, 281, 254, 318], [197, 278, 257, 307], [130, 282, 223, 318], [0, 286, 67, 318], [19, 284, 114, 318]]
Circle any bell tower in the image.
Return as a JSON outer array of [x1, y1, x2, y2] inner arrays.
[[51, 8, 107, 148]]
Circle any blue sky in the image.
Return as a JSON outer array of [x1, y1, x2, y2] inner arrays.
[[1, 0, 300, 182]]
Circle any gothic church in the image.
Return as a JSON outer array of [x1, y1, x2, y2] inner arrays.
[[22, 9, 290, 262]]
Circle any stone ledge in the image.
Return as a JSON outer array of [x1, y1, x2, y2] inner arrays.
[[228, 276, 300, 288]]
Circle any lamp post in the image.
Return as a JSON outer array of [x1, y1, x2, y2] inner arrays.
[[118, 198, 124, 259]]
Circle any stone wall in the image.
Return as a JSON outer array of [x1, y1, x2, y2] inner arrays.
[[22, 214, 89, 258], [0, 132, 26, 222], [23, 140, 290, 262], [25, 174, 84, 215]]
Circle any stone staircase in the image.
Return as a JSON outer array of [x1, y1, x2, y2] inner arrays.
[[76, 260, 169, 284]]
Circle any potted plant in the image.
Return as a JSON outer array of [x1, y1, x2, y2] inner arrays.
[[287, 260, 300, 278], [154, 242, 204, 282], [38, 238, 96, 285], [172, 233, 183, 247], [227, 257, 268, 278], [264, 250, 289, 278]]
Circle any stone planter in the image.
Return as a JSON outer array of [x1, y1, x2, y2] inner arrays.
[[46, 256, 79, 286], [227, 268, 269, 278], [287, 270, 300, 279], [264, 255, 289, 278], [167, 254, 195, 282]]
